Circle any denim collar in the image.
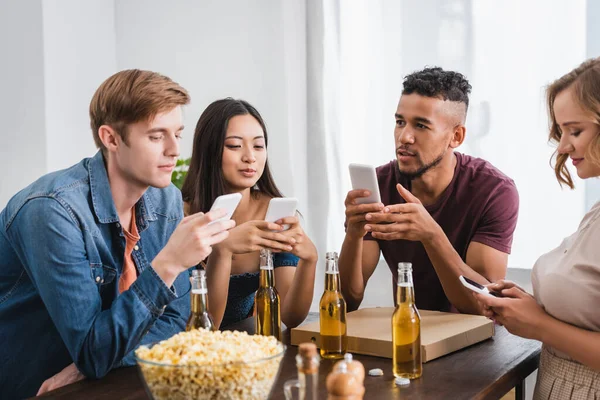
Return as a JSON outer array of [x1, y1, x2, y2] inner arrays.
[[88, 151, 157, 227]]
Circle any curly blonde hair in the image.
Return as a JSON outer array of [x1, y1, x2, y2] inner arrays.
[[547, 57, 600, 188]]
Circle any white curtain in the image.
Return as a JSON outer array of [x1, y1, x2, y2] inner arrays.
[[306, 0, 589, 287]]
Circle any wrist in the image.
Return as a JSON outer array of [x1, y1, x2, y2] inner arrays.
[[212, 244, 233, 258], [151, 252, 180, 285], [534, 311, 555, 342], [301, 251, 318, 264], [346, 227, 365, 241], [423, 224, 444, 247]]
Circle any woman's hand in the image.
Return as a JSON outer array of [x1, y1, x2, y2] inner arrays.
[[277, 216, 318, 262], [487, 279, 525, 293], [478, 280, 525, 319], [474, 285, 549, 340], [215, 220, 296, 255]]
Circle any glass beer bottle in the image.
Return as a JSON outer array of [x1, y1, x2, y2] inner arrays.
[[319, 251, 347, 359], [392, 262, 422, 379], [255, 249, 281, 339], [186, 269, 216, 331]]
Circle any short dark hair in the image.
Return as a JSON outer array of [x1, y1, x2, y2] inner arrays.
[[402, 67, 472, 108]]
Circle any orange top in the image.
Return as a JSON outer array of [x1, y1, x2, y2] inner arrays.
[[119, 207, 140, 293]]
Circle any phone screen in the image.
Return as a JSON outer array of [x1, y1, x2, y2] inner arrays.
[[463, 276, 486, 290], [464, 276, 502, 297]]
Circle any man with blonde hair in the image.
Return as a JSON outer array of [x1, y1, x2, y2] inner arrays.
[[0, 70, 235, 398]]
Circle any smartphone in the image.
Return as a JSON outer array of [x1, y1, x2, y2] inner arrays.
[[265, 197, 298, 230], [208, 193, 242, 225], [459, 276, 502, 298], [348, 163, 382, 205]]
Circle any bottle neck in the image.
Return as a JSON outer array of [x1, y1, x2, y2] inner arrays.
[[190, 274, 209, 313], [396, 266, 415, 305], [324, 271, 340, 292], [324, 255, 341, 291], [396, 283, 415, 306], [259, 267, 275, 288], [191, 290, 209, 313]]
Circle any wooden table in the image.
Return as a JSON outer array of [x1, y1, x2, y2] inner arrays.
[[38, 313, 541, 400]]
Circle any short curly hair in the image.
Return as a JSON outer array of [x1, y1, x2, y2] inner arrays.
[[402, 67, 472, 108]]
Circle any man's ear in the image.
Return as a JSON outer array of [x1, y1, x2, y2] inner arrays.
[[97, 125, 121, 153], [450, 124, 466, 149]]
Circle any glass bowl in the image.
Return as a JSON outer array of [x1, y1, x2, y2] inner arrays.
[[135, 336, 286, 400]]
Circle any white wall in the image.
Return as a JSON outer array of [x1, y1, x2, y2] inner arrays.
[[42, 0, 117, 172], [114, 0, 306, 208], [0, 0, 116, 208], [0, 0, 47, 207], [1, 0, 308, 217], [469, 0, 587, 269]]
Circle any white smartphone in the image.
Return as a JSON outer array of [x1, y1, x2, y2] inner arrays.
[[459, 276, 501, 298], [265, 197, 298, 230], [348, 163, 382, 205], [208, 193, 242, 225]]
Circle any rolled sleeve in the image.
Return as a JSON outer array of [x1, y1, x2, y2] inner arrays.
[[131, 265, 178, 316], [6, 197, 177, 379]]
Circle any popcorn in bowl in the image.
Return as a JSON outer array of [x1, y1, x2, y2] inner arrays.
[[135, 329, 285, 400]]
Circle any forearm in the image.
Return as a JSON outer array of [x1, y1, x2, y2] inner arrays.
[[119, 277, 190, 366], [339, 235, 366, 311], [538, 315, 600, 371], [423, 230, 490, 315], [54, 266, 178, 379], [150, 249, 183, 288], [281, 258, 316, 328], [206, 248, 233, 328]]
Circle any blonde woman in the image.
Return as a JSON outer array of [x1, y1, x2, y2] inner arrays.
[[475, 58, 600, 400]]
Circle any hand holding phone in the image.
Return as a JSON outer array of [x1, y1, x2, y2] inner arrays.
[[265, 197, 298, 231], [208, 193, 242, 225], [348, 163, 381, 205], [459, 276, 502, 298]]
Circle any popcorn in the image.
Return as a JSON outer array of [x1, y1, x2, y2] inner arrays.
[[135, 329, 284, 400]]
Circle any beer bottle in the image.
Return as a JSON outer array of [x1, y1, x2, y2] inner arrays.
[[186, 269, 216, 331], [392, 262, 422, 379], [319, 251, 347, 359], [255, 249, 281, 339]]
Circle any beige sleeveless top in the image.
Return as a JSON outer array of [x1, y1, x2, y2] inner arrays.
[[532, 200, 600, 360]]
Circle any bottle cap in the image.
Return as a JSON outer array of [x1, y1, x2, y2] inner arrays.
[[395, 377, 410, 386]]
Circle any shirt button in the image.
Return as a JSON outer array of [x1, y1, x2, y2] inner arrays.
[[116, 223, 120, 228], [101, 279, 104, 284], [95, 276, 101, 282], [134, 245, 139, 251]]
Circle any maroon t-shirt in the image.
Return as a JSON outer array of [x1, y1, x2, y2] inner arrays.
[[364, 152, 519, 312]]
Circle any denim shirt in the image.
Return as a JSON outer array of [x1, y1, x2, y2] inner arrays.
[[0, 152, 190, 399]]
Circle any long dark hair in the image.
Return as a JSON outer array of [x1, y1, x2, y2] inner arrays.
[[182, 98, 284, 214]]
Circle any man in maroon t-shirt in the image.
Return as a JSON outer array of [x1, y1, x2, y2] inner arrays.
[[339, 67, 519, 314]]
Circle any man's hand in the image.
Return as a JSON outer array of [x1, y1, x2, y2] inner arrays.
[[37, 363, 85, 395], [364, 184, 442, 243], [215, 220, 296, 255], [344, 189, 384, 239], [152, 208, 236, 285]]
